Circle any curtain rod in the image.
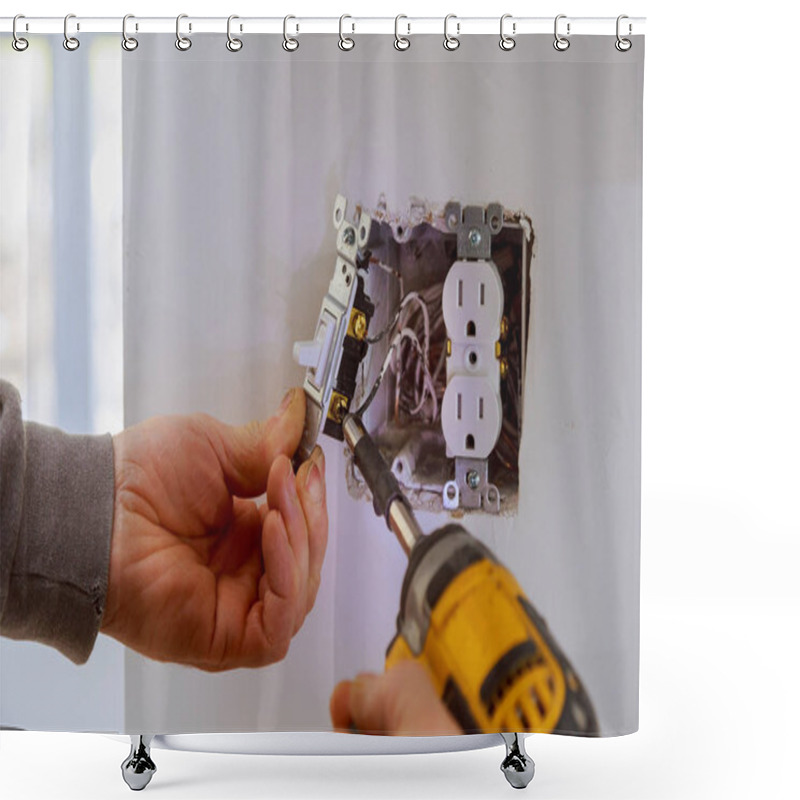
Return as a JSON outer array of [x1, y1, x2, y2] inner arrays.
[[1, 16, 646, 37]]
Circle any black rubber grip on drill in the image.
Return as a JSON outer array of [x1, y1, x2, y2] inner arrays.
[[353, 431, 407, 526]]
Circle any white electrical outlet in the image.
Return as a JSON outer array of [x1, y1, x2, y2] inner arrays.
[[440, 259, 504, 459]]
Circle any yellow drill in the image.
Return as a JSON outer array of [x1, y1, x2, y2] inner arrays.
[[342, 414, 598, 735]]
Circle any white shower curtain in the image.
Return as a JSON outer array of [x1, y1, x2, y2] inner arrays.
[[121, 32, 642, 735], [1, 27, 643, 738]]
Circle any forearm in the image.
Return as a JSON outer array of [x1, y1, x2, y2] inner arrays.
[[0, 380, 114, 664]]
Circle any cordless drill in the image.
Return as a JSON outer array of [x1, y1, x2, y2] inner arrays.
[[342, 414, 598, 735]]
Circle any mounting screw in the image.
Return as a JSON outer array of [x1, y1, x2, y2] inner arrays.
[[343, 227, 356, 245], [468, 228, 482, 247], [466, 469, 481, 490]]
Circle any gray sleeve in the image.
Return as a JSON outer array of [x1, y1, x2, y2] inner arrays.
[[0, 380, 115, 664]]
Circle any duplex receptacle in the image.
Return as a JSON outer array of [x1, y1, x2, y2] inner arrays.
[[441, 259, 504, 459]]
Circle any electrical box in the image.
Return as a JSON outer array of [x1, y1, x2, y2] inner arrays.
[[294, 194, 533, 515]]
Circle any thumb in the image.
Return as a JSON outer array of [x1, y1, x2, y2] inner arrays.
[[210, 388, 306, 497], [334, 662, 463, 735]]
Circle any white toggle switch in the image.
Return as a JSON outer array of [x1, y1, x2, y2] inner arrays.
[[293, 339, 322, 369], [293, 310, 337, 389]]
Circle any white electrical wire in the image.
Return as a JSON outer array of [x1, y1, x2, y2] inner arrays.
[[354, 327, 438, 421]]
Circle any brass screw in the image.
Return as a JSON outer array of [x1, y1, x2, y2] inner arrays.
[[352, 312, 367, 340], [500, 316, 509, 340], [495, 340, 502, 359], [446, 338, 452, 356], [500, 358, 508, 379], [330, 394, 348, 422]]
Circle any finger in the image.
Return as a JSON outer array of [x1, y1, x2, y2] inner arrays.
[[207, 388, 306, 497], [346, 672, 388, 734], [260, 507, 296, 603], [294, 446, 329, 612], [199, 500, 266, 670], [348, 662, 463, 735], [267, 454, 309, 634], [329, 680, 355, 731], [240, 508, 296, 666]]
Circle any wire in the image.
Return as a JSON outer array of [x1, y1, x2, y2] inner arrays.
[[362, 290, 437, 422], [353, 328, 438, 419], [399, 327, 437, 419], [366, 290, 429, 352], [352, 334, 402, 416]]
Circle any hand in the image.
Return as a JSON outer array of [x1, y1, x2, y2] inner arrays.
[[330, 661, 462, 735], [100, 388, 328, 671]]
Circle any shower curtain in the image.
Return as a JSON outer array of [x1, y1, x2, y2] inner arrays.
[[1, 26, 643, 739]]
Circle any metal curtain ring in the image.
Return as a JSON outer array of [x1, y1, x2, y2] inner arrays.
[[227, 15, 243, 51], [339, 14, 354, 51], [63, 13, 80, 51], [122, 14, 138, 51], [175, 14, 192, 51], [283, 15, 299, 51], [12, 14, 29, 52], [443, 14, 460, 51], [553, 14, 570, 51], [499, 14, 515, 51], [615, 14, 632, 51], [394, 14, 410, 51]]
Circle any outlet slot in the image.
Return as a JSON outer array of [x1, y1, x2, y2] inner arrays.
[[443, 260, 503, 344], [442, 375, 502, 459]]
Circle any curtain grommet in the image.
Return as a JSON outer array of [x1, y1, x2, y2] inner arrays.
[[553, 14, 570, 52], [226, 15, 243, 52], [122, 14, 138, 51], [283, 15, 299, 51], [443, 14, 460, 51], [615, 15, 632, 51], [12, 14, 29, 52], [499, 14, 516, 51], [394, 15, 410, 51], [175, 14, 192, 51], [339, 14, 355, 51], [63, 13, 80, 51]]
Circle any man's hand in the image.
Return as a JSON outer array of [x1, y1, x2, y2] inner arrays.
[[100, 388, 328, 671], [330, 661, 463, 735]]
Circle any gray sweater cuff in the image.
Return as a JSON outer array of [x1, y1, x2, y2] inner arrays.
[[0, 383, 115, 664]]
